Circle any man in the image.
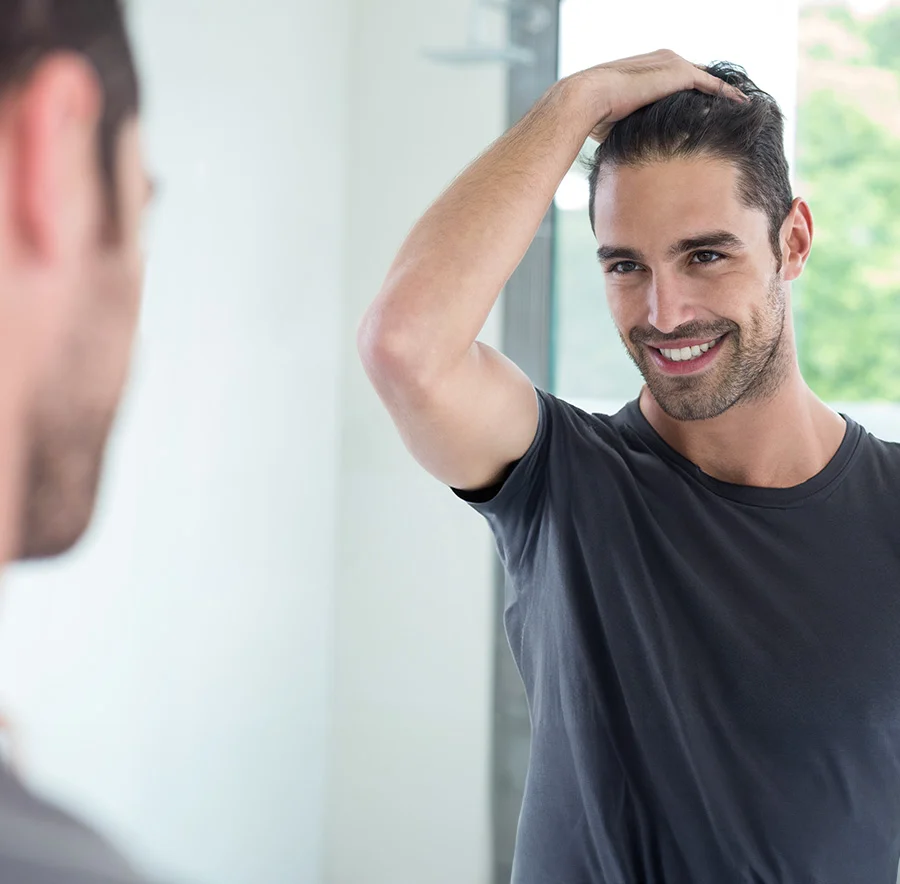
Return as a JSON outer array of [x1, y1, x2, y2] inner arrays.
[[0, 1, 154, 881], [359, 49, 900, 883]]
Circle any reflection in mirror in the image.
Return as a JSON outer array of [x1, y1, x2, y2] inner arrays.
[[363, 0, 900, 881]]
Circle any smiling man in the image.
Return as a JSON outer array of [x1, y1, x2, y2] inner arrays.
[[359, 50, 900, 884]]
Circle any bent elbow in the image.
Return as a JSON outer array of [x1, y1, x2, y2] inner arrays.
[[357, 306, 433, 396]]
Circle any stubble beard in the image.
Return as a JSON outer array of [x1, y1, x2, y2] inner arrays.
[[621, 275, 791, 422]]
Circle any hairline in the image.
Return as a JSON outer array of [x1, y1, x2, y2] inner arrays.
[[589, 151, 788, 262]]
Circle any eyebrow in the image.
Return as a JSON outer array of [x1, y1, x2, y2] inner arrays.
[[596, 230, 747, 264]]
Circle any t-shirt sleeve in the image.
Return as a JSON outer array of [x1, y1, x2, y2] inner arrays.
[[452, 386, 555, 574]]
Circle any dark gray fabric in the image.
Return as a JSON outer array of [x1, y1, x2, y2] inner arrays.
[[0, 761, 150, 883], [459, 388, 900, 884]]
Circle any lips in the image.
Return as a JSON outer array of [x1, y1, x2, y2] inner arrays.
[[646, 336, 723, 351], [646, 332, 730, 376]]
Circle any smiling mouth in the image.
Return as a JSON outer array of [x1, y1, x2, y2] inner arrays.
[[652, 335, 725, 363], [643, 332, 731, 376]]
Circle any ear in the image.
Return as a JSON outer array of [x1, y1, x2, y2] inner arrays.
[[780, 197, 813, 283], [13, 53, 102, 263]]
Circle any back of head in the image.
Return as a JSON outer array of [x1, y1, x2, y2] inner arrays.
[[0, 0, 145, 560], [0, 0, 139, 220], [588, 62, 793, 260]]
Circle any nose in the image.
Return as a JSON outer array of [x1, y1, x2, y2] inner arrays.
[[646, 272, 699, 334]]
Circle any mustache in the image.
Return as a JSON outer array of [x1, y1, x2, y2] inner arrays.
[[629, 321, 739, 346]]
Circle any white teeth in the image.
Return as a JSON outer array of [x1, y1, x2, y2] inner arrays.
[[659, 336, 721, 363]]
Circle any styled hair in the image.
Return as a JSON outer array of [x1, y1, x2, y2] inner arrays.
[[587, 62, 793, 262], [0, 0, 140, 223]]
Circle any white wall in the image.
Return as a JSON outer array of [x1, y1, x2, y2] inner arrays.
[[0, 1, 509, 881], [0, 1, 349, 883], [324, 0, 506, 882]]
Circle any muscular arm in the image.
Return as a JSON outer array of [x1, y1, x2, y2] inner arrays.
[[358, 51, 744, 490]]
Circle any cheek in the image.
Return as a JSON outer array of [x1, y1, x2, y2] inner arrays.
[[120, 260, 145, 338], [114, 225, 146, 319], [606, 284, 646, 331], [93, 251, 145, 359]]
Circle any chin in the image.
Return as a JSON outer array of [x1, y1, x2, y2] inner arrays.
[[18, 411, 113, 562], [17, 472, 102, 562], [18, 511, 94, 561]]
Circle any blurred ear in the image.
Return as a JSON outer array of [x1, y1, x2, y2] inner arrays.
[[13, 53, 102, 263], [781, 197, 813, 283]]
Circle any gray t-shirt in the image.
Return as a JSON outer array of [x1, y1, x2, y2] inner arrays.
[[459, 388, 900, 884], [0, 760, 149, 883]]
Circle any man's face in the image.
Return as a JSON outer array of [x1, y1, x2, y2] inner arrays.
[[20, 117, 149, 559], [592, 156, 793, 422]]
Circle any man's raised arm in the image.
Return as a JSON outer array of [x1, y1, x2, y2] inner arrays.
[[358, 50, 746, 491]]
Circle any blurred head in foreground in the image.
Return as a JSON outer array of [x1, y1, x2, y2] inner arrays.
[[0, 0, 149, 560]]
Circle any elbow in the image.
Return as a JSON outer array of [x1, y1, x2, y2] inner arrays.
[[357, 305, 433, 395]]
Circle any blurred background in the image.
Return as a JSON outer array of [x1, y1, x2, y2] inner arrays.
[[0, 0, 893, 882]]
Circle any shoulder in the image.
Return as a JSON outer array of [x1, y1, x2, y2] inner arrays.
[[0, 766, 147, 884], [537, 387, 630, 437], [829, 409, 900, 505], [845, 407, 900, 466], [535, 388, 641, 465], [859, 428, 900, 479]]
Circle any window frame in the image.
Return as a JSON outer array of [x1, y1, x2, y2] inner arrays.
[[492, 3, 561, 882]]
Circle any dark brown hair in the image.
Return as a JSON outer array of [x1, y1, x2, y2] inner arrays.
[[0, 0, 140, 223], [587, 62, 793, 262]]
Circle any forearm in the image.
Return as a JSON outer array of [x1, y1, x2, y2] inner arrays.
[[359, 73, 602, 380]]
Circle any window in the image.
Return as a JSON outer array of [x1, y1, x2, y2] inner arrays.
[[792, 0, 900, 436]]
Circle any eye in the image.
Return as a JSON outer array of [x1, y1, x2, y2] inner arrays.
[[607, 260, 643, 275], [691, 250, 725, 266]]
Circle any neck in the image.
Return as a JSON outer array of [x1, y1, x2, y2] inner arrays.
[[639, 363, 847, 490]]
